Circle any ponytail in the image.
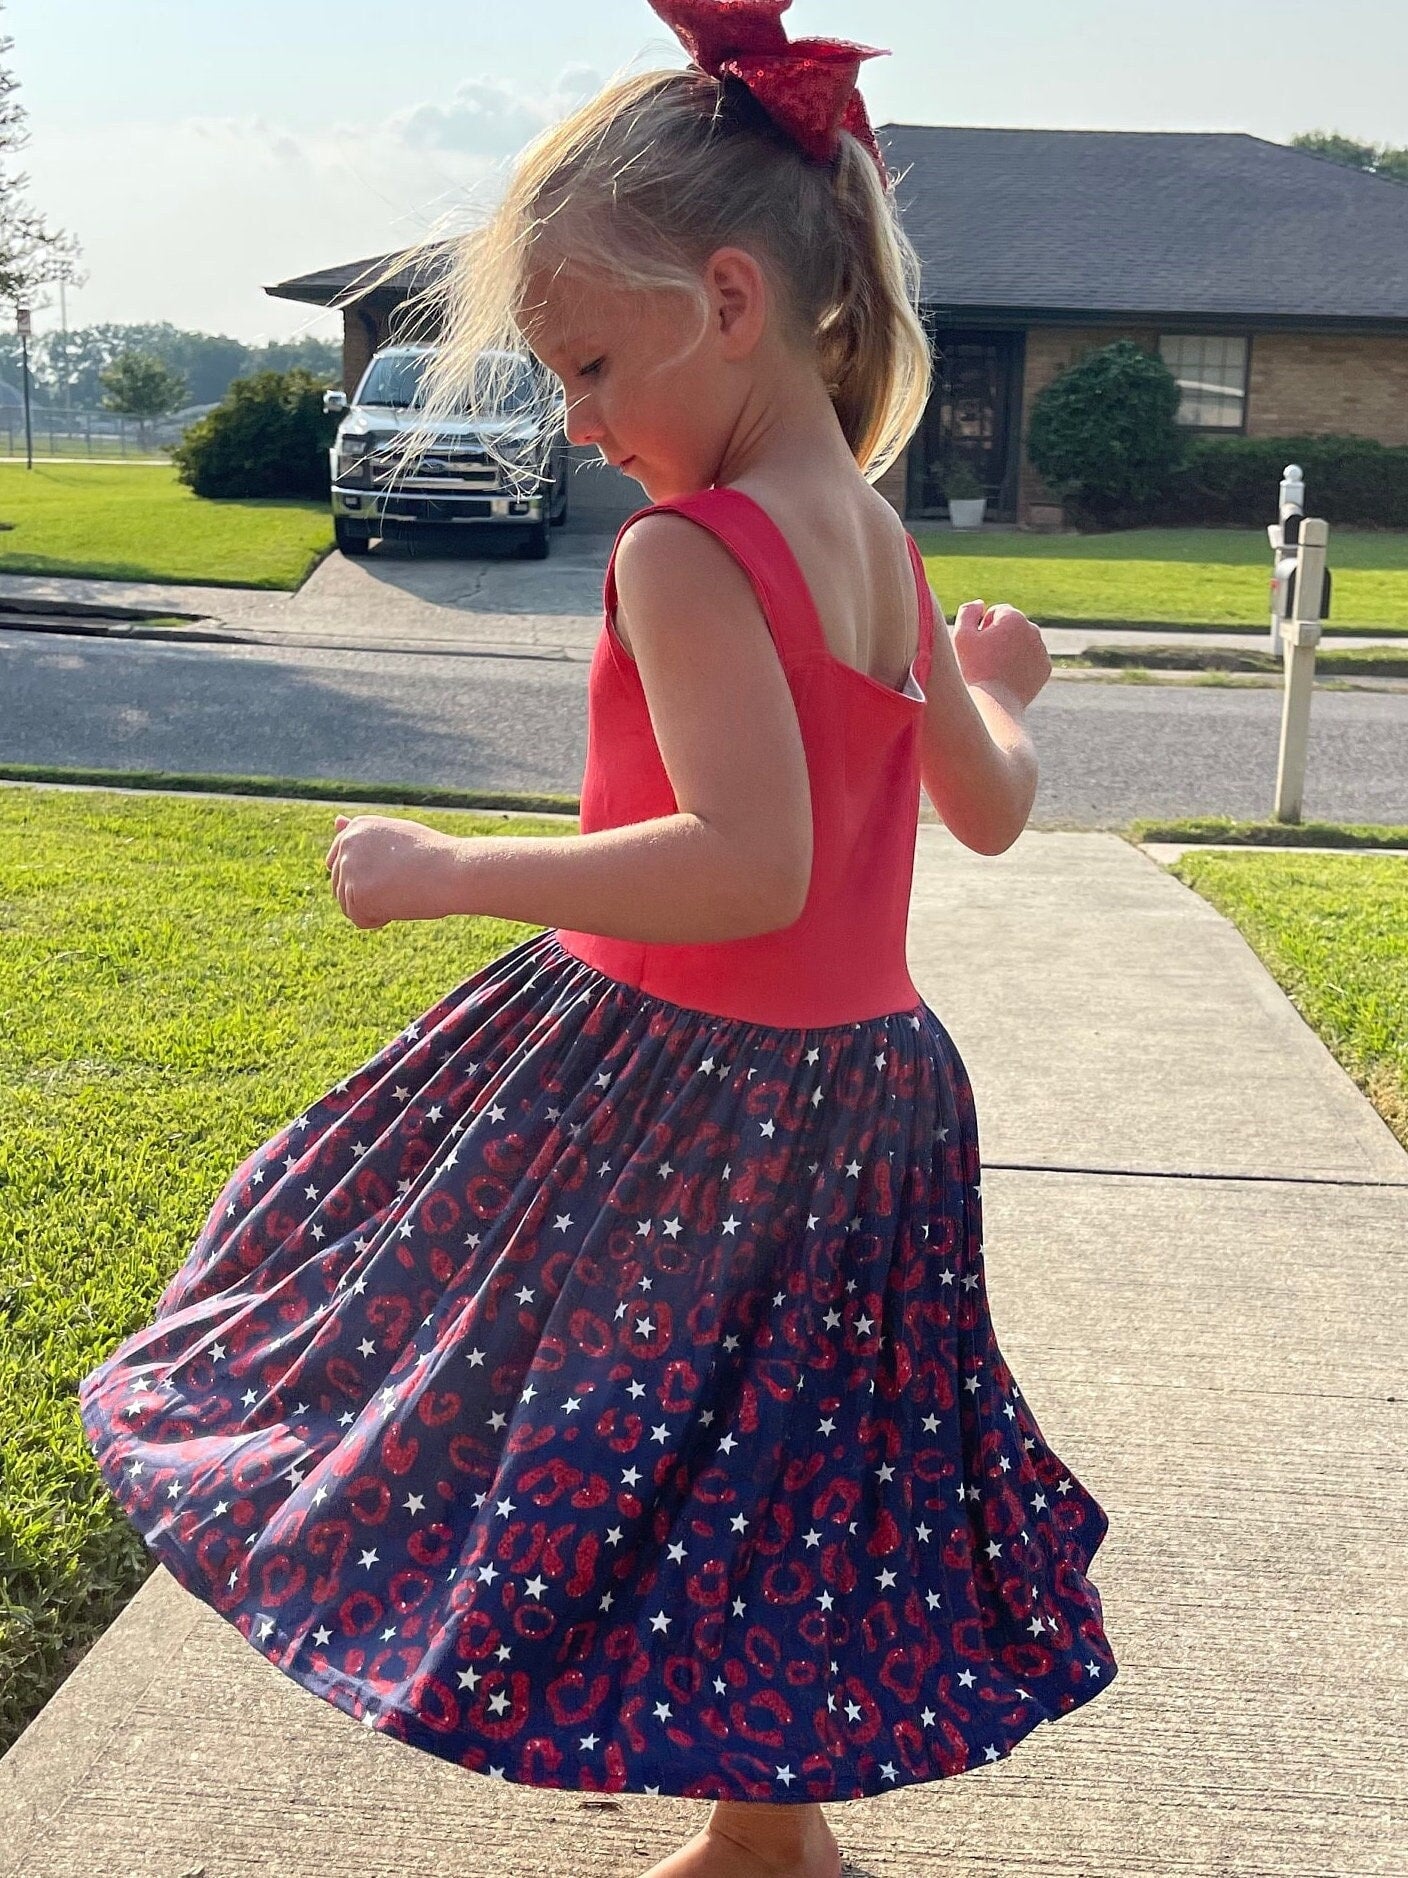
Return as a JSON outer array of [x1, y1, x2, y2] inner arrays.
[[819, 133, 931, 479]]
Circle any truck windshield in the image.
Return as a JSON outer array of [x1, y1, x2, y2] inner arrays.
[[356, 351, 544, 417]]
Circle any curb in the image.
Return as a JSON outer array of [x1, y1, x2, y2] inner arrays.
[[0, 613, 592, 663], [0, 595, 210, 623], [4, 611, 1405, 681]]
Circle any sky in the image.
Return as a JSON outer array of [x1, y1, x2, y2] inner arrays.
[[7, 0, 1406, 345]]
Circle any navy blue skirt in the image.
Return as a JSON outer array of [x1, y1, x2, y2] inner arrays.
[[78, 926, 1116, 1801]]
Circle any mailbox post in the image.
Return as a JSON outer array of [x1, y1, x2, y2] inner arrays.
[[1272, 515, 1329, 823]]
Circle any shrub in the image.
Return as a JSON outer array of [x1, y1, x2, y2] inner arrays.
[[942, 460, 986, 501], [1025, 339, 1185, 526], [170, 367, 339, 499], [1166, 434, 1408, 528]]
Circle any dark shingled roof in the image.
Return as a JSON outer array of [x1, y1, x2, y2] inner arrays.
[[265, 129, 1408, 329], [265, 249, 445, 307], [876, 126, 1408, 326]]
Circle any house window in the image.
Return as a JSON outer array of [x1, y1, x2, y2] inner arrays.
[[1158, 334, 1248, 429]]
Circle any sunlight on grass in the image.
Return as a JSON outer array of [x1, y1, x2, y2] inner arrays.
[[1168, 848, 1408, 1146], [916, 526, 1408, 629], [0, 785, 563, 1754], [0, 462, 333, 589]]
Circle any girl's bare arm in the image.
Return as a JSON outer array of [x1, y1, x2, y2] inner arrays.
[[918, 591, 1041, 855], [436, 515, 815, 943]]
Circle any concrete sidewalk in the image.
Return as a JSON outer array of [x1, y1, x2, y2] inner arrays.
[[1, 558, 1405, 661], [1, 830, 1404, 1876]]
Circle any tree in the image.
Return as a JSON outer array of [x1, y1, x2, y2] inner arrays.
[[0, 0, 82, 308], [1025, 339, 1185, 527], [1290, 131, 1408, 183], [0, 322, 341, 410], [98, 351, 188, 448]]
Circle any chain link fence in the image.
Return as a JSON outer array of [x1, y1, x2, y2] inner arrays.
[[0, 402, 218, 459]]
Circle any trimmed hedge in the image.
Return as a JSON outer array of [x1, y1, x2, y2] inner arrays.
[[1165, 434, 1408, 528]]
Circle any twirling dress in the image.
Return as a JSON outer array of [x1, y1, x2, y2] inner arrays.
[[79, 484, 1117, 1802]]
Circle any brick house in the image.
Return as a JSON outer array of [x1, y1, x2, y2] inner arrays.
[[266, 126, 1408, 528]]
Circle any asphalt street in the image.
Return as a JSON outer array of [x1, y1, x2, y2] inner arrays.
[[4, 627, 1405, 827]]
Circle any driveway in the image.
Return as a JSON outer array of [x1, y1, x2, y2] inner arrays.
[[280, 524, 618, 654]]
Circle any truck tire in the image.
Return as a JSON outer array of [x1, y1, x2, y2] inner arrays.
[[521, 512, 551, 559], [334, 516, 372, 557], [551, 479, 568, 526]]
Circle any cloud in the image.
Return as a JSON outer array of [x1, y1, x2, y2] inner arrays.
[[385, 66, 604, 157]]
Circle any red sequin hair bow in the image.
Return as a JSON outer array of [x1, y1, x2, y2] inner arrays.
[[647, 0, 890, 185]]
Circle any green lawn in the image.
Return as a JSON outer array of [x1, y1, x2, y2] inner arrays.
[[0, 785, 561, 1756], [916, 525, 1408, 632], [0, 462, 333, 589], [1165, 846, 1408, 1146]]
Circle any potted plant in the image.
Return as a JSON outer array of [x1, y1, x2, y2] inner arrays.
[[943, 460, 987, 529]]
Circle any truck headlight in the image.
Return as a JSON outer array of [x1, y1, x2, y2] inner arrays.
[[340, 435, 373, 457]]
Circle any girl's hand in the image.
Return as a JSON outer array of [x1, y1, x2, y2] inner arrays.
[[950, 599, 1052, 712], [324, 813, 462, 929]]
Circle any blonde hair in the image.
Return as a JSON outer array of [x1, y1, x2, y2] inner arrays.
[[347, 63, 931, 491]]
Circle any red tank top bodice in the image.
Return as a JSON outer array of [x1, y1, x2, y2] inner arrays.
[[552, 485, 937, 1028]]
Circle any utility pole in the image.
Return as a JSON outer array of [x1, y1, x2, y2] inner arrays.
[[59, 278, 70, 410], [16, 304, 33, 468]]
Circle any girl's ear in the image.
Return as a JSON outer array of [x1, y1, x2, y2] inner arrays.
[[706, 246, 768, 361]]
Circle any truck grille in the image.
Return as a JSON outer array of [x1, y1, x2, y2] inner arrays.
[[370, 447, 503, 492]]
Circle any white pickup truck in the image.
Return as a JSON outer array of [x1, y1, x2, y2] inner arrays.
[[324, 343, 570, 558]]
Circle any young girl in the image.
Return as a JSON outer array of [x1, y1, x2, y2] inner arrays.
[[79, 4, 1116, 1873]]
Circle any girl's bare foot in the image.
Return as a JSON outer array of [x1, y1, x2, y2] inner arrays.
[[637, 1801, 843, 1878]]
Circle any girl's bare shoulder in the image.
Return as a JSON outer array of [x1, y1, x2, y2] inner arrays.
[[612, 509, 759, 654]]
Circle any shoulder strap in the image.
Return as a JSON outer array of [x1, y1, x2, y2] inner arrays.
[[904, 532, 937, 692], [603, 487, 827, 671]]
